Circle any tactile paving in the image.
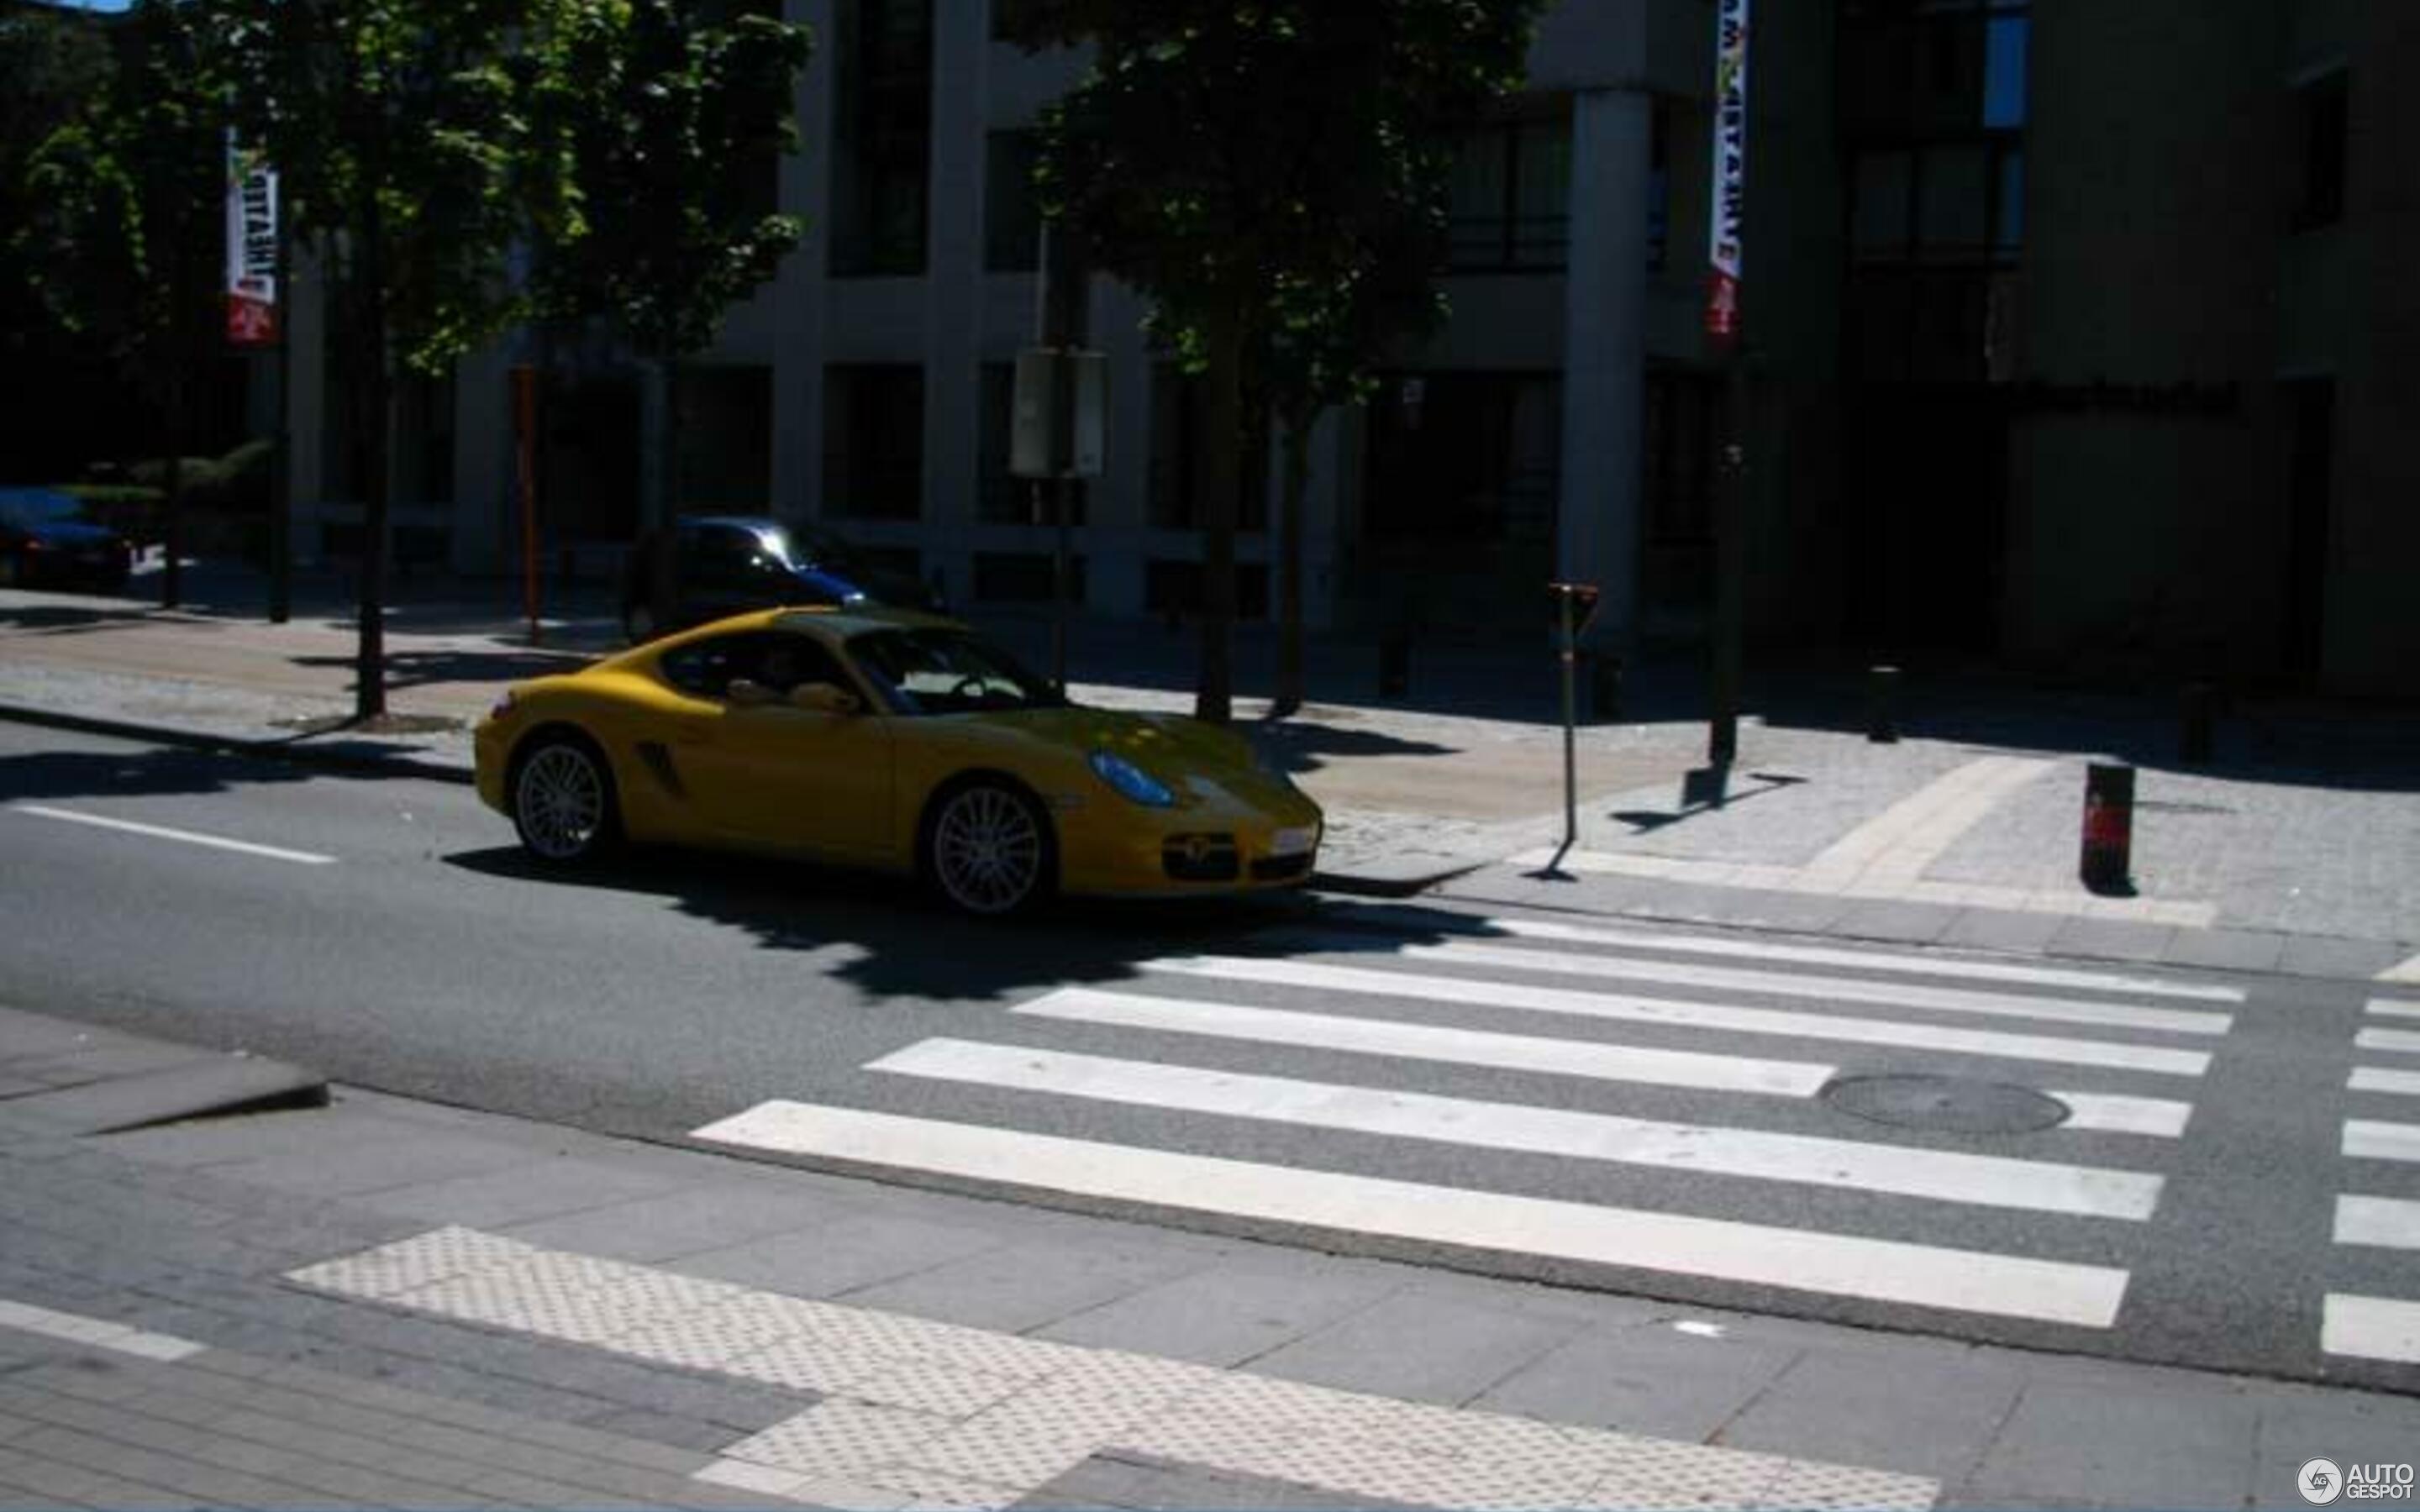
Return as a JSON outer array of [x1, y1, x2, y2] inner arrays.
[[284, 1225, 539, 1299], [725, 1399, 952, 1478]]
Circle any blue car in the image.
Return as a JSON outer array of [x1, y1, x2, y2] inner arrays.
[[619, 516, 943, 643], [0, 489, 134, 594]]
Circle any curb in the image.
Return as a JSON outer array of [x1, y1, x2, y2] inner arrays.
[[0, 701, 476, 788]]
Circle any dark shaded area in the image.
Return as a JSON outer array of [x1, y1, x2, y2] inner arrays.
[[442, 842, 1499, 1005], [1609, 767, 1809, 834], [1246, 719, 1458, 778], [0, 727, 446, 801], [289, 648, 589, 692]]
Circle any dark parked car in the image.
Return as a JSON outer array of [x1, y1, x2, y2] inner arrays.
[[0, 489, 134, 593], [619, 516, 944, 643]]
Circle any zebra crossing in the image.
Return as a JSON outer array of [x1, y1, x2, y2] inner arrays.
[[697, 910, 2249, 1342], [2323, 995, 2420, 1367]]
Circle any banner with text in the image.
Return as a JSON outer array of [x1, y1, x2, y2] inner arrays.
[[1706, 0, 1750, 342], [224, 132, 278, 347]]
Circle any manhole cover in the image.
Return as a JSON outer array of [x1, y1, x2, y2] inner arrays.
[[1820, 1074, 2069, 1134]]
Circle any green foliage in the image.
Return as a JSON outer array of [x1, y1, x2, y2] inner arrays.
[[204, 0, 586, 375], [533, 0, 813, 360], [18, 0, 225, 410], [0, 5, 113, 328]]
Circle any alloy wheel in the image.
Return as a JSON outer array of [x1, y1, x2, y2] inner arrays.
[[931, 785, 1045, 915], [515, 743, 609, 861]]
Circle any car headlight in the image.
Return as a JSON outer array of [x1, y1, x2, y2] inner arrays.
[[1089, 749, 1176, 808]]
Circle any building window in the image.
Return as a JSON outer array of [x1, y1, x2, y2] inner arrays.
[[974, 551, 1086, 604], [1643, 370, 1718, 547], [1445, 114, 1570, 272], [1149, 365, 1266, 531], [677, 365, 772, 511], [396, 370, 455, 505], [1145, 559, 1267, 621], [2294, 71, 2348, 231], [984, 131, 1042, 272], [831, 0, 931, 277], [823, 365, 923, 519], [1840, 0, 2029, 137], [1648, 98, 1670, 271], [1361, 373, 1560, 544]]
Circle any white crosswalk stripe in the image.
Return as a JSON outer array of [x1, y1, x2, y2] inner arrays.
[[1140, 953, 2212, 1076], [2355, 1026, 2420, 1055], [2350, 1066, 2420, 1097], [698, 914, 2228, 1335]]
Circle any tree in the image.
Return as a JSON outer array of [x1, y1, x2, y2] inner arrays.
[[1004, 3, 1541, 724], [206, 0, 583, 721], [21, 0, 229, 611], [532, 0, 811, 632]]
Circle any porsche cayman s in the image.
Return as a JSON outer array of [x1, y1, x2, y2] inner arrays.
[[474, 608, 1323, 914]]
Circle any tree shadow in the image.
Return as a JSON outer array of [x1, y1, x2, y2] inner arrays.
[[288, 647, 593, 691], [1244, 719, 1460, 777], [441, 843, 1503, 1004], [0, 741, 326, 806], [0, 603, 172, 636], [1608, 767, 1810, 833]]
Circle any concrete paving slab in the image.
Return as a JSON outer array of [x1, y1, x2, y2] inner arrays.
[[359, 1158, 688, 1229], [2162, 927, 2292, 974], [1938, 906, 2070, 954], [1031, 1264, 1399, 1368], [1824, 898, 1963, 945], [2281, 935, 2411, 981], [203, 1130, 563, 1198], [1464, 1320, 1802, 1441], [1715, 1347, 2025, 1483], [494, 1183, 857, 1262], [1959, 1379, 2258, 1509], [1242, 1292, 1577, 1408], [671, 1212, 1013, 1299], [4, 1053, 326, 1136], [2048, 916, 2183, 963], [838, 1236, 1213, 1335]]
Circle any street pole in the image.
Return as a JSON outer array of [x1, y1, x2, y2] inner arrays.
[[1704, 0, 1753, 766], [1560, 585, 1579, 849], [267, 160, 292, 624], [1709, 354, 1745, 764]]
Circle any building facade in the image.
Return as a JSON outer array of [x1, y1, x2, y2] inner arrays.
[[275, 0, 2420, 696]]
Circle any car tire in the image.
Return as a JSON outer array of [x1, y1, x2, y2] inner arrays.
[[509, 731, 623, 864], [920, 779, 1056, 917]]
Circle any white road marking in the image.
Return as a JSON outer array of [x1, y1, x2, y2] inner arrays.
[[2336, 1195, 2420, 1251], [1362, 937, 2232, 1037], [2351, 1067, 2420, 1098], [1374, 911, 2242, 1001], [2045, 1091, 2195, 1138], [2356, 1026, 2420, 1055], [11, 803, 335, 865], [868, 1039, 2166, 1221], [2380, 953, 2420, 984], [2367, 1000, 2420, 1020], [692, 1103, 2131, 1327], [2323, 1294, 2420, 1364], [1012, 987, 1833, 1097], [2343, 1121, 2420, 1163], [1140, 956, 2212, 1078], [0, 1298, 206, 1362]]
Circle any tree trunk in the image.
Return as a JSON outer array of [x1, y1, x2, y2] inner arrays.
[[161, 371, 185, 610], [1273, 404, 1312, 718], [1194, 295, 1243, 725], [649, 354, 681, 629], [354, 219, 390, 723]]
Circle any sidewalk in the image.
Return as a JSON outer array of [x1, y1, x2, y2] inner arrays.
[[5, 1004, 2416, 1512], [1, 559, 2415, 984]]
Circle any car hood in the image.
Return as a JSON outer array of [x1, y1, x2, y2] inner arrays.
[[961, 705, 1304, 810]]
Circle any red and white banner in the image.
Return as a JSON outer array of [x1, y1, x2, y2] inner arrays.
[[224, 132, 278, 347], [1706, 0, 1749, 342]]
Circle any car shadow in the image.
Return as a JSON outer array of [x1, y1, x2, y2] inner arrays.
[[287, 648, 596, 692], [441, 843, 1507, 1003]]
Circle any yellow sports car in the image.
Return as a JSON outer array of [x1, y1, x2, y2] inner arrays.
[[473, 606, 1323, 914]]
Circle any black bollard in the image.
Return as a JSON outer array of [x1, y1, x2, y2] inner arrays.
[[2181, 682, 2216, 765], [1867, 664, 1901, 743], [2081, 762, 2134, 893], [1379, 632, 1410, 697]]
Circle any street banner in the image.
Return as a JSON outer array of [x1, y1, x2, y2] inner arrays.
[[1706, 0, 1749, 342], [225, 132, 278, 347]]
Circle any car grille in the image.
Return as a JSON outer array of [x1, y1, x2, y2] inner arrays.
[[1161, 833, 1240, 882]]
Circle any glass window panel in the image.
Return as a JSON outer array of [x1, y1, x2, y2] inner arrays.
[[1854, 150, 1913, 257], [1447, 129, 1509, 267], [984, 132, 1041, 271], [1982, 14, 2028, 128], [1918, 144, 1990, 255], [1513, 119, 1570, 269], [1994, 147, 2024, 253]]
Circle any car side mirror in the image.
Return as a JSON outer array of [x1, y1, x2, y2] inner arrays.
[[790, 681, 861, 716]]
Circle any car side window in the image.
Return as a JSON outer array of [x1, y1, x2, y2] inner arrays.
[[682, 528, 757, 592], [659, 632, 851, 702], [659, 634, 755, 699]]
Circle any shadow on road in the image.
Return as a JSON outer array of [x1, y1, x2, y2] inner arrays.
[[442, 843, 1502, 1003], [1247, 720, 1459, 777], [289, 646, 594, 692]]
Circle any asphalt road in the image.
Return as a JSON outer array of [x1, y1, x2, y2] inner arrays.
[[0, 720, 2409, 1394]]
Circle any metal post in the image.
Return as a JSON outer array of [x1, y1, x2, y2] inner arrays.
[[1709, 352, 1746, 764], [268, 204, 292, 624], [1561, 588, 1578, 850]]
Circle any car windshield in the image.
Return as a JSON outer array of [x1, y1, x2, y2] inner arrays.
[[0, 491, 92, 528], [846, 627, 1065, 715]]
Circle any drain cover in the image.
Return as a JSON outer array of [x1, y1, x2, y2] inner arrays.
[[1821, 1074, 2070, 1134]]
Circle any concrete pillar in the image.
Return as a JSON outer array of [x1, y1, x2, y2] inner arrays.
[[771, 0, 834, 525], [1558, 87, 1653, 648], [921, 1, 985, 598]]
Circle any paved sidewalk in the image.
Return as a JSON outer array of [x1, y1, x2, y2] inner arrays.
[[1, 565, 2415, 984], [6, 1004, 2417, 1512]]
